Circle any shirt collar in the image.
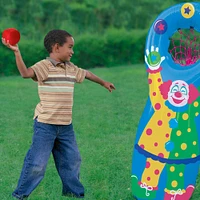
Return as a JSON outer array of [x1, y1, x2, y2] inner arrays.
[[46, 57, 67, 67]]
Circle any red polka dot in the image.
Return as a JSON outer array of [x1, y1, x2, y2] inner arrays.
[[155, 103, 161, 110], [157, 78, 161, 82], [153, 92, 156, 96], [148, 79, 152, 84], [157, 120, 163, 126], [146, 161, 150, 168], [154, 142, 158, 147], [158, 153, 164, 158], [147, 177, 151, 181], [154, 169, 160, 175], [140, 144, 145, 149], [166, 133, 169, 138], [138, 181, 142, 186], [167, 113, 171, 117], [146, 128, 152, 135]]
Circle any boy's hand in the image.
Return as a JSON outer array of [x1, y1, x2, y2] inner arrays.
[[85, 70, 116, 92], [103, 81, 115, 92], [2, 38, 19, 52]]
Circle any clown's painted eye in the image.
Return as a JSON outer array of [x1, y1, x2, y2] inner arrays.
[[171, 85, 179, 93], [180, 86, 187, 95]]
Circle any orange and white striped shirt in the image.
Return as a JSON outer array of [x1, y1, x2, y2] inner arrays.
[[31, 59, 86, 125]]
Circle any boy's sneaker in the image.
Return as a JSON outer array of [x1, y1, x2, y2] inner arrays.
[[63, 192, 84, 198]]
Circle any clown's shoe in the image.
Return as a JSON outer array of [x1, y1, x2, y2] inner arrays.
[[131, 175, 157, 199], [164, 185, 194, 200]]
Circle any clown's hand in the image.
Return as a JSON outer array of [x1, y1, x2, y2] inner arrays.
[[145, 46, 165, 71]]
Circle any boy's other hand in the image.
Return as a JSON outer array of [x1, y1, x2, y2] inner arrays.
[[85, 70, 116, 92], [2, 38, 19, 52], [103, 81, 116, 92]]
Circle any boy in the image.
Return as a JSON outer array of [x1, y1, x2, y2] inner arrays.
[[2, 29, 115, 199]]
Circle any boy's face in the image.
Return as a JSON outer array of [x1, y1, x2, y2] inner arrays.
[[57, 36, 74, 62]]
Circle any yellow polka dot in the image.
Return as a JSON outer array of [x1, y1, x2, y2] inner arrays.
[[175, 153, 179, 157], [179, 173, 183, 177], [181, 143, 187, 150], [194, 101, 199, 107], [193, 141, 197, 145], [171, 180, 178, 188], [182, 113, 189, 120], [187, 128, 191, 132], [176, 130, 182, 136], [170, 166, 175, 172], [192, 154, 197, 158], [195, 112, 199, 116]]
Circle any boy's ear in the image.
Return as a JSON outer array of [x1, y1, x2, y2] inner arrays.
[[51, 43, 60, 53]]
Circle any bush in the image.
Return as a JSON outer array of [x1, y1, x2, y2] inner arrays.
[[0, 45, 17, 76], [19, 40, 47, 68], [72, 28, 147, 68], [0, 29, 147, 76], [72, 33, 107, 68], [0, 40, 47, 76]]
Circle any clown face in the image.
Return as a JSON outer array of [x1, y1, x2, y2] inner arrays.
[[168, 80, 189, 107]]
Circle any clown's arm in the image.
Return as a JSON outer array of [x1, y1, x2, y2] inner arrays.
[[145, 46, 166, 108]]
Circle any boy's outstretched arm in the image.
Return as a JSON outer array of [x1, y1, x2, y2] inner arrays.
[[85, 70, 115, 92], [2, 38, 35, 78]]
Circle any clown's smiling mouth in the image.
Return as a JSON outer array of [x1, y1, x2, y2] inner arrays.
[[172, 97, 185, 104]]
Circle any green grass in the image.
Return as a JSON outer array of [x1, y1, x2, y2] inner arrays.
[[0, 64, 199, 200]]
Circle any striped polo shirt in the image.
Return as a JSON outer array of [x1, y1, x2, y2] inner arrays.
[[31, 58, 86, 125]]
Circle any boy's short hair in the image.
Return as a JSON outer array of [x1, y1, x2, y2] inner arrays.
[[44, 30, 72, 53]]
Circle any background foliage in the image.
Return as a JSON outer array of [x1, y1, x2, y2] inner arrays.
[[0, 0, 198, 75]]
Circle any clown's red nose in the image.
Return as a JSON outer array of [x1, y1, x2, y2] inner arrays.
[[175, 91, 182, 97]]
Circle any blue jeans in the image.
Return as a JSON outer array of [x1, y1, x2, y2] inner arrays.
[[12, 118, 84, 199]]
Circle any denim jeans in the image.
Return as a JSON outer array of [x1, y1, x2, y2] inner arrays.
[[12, 118, 84, 199]]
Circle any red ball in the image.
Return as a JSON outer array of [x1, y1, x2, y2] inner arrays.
[[2, 28, 20, 45]]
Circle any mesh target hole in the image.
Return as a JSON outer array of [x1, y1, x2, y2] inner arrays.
[[169, 28, 200, 66]]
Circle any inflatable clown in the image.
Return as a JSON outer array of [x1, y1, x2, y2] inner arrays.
[[131, 2, 200, 200]]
